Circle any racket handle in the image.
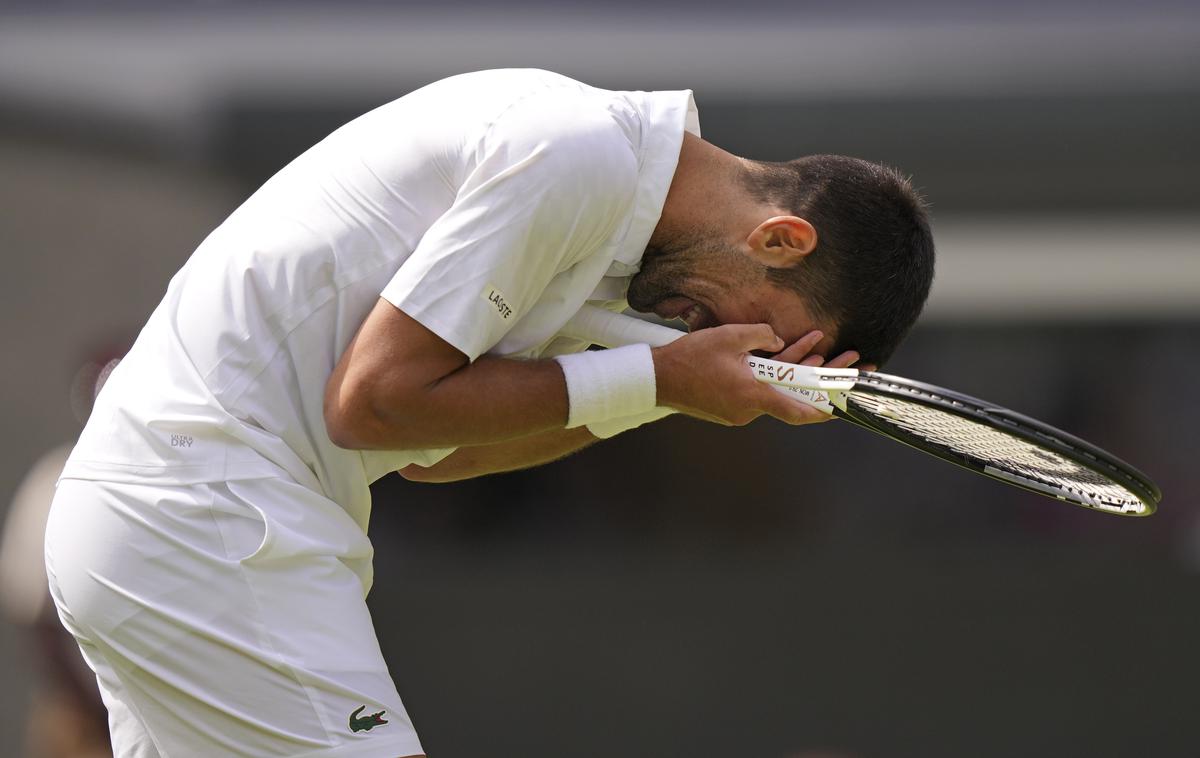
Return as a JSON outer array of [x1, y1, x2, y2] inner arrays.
[[745, 357, 857, 391], [746, 357, 854, 414]]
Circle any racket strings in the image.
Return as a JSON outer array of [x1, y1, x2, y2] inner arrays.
[[847, 392, 1145, 511]]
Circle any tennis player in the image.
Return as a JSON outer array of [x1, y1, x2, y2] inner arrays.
[[45, 69, 933, 756]]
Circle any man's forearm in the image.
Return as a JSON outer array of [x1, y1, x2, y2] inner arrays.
[[329, 350, 571, 451], [326, 299, 585, 451], [326, 299, 828, 454], [397, 425, 597, 483], [408, 355, 571, 447]]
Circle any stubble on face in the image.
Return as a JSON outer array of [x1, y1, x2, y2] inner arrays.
[[627, 228, 753, 319], [626, 237, 691, 313]]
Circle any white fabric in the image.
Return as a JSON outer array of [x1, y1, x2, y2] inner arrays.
[[60, 68, 700, 568], [47, 69, 700, 755], [555, 344, 657, 428], [46, 478, 424, 758]]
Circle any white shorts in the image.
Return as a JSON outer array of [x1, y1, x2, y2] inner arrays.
[[45, 477, 424, 758]]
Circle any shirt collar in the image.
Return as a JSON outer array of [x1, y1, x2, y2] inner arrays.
[[609, 89, 701, 274]]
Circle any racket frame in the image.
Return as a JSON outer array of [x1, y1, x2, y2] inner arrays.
[[828, 370, 1161, 515], [561, 305, 1160, 515]]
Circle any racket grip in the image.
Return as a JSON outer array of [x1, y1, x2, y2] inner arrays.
[[745, 357, 857, 391], [744, 357, 854, 415]]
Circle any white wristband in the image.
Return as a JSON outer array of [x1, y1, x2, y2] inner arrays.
[[554, 344, 657, 429], [587, 406, 678, 439]]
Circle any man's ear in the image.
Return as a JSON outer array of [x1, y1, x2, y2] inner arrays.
[[745, 216, 817, 268]]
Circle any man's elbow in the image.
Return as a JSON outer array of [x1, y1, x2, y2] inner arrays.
[[323, 382, 391, 450], [324, 389, 433, 451], [324, 402, 372, 450]]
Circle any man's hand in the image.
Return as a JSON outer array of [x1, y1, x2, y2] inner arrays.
[[768, 328, 869, 424], [651, 324, 865, 427]]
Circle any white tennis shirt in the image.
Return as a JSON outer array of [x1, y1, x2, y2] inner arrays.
[[62, 69, 700, 532]]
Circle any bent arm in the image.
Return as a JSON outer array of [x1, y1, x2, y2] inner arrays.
[[324, 299, 835, 453], [325, 299, 571, 451], [398, 426, 597, 483]]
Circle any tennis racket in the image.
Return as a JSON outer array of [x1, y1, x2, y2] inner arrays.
[[562, 305, 1161, 517]]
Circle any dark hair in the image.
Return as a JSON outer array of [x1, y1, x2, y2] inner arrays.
[[746, 155, 934, 367]]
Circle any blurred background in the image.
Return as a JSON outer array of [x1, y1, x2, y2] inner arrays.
[[1, 1, 1198, 756]]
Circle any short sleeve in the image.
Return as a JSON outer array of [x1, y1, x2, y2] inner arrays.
[[380, 91, 639, 361]]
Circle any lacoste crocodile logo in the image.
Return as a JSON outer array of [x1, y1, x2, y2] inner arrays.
[[349, 705, 388, 733]]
